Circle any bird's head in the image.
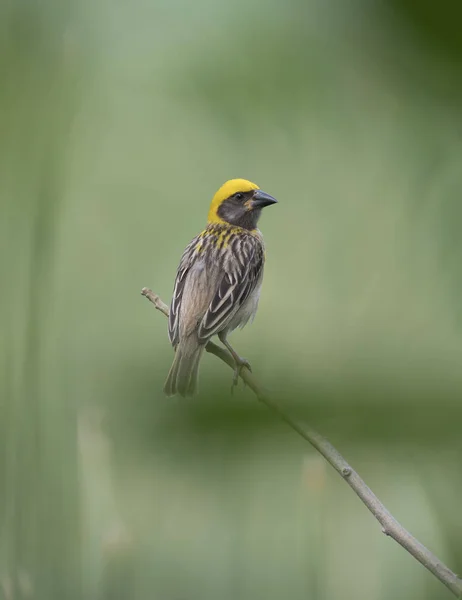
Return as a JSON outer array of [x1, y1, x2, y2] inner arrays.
[[207, 179, 278, 230]]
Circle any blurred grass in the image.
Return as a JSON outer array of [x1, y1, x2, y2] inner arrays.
[[0, 2, 82, 597], [1, 0, 462, 598]]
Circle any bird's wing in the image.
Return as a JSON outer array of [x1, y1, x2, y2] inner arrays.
[[197, 235, 264, 343], [168, 237, 201, 346]]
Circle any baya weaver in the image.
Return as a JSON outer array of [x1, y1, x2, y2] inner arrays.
[[164, 179, 277, 396]]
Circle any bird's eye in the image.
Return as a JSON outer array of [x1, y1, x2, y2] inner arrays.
[[235, 193, 244, 201]]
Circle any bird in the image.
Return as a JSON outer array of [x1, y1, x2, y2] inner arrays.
[[163, 178, 277, 397]]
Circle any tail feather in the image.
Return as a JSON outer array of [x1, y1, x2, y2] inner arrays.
[[163, 338, 204, 397]]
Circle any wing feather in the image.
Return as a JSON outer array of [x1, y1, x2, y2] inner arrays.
[[169, 230, 265, 347], [197, 235, 264, 343], [168, 237, 200, 346]]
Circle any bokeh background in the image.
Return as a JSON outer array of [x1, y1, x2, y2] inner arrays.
[[2, 0, 462, 598]]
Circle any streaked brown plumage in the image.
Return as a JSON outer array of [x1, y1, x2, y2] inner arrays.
[[164, 179, 277, 396]]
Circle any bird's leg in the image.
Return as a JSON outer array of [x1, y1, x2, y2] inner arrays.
[[218, 333, 252, 391]]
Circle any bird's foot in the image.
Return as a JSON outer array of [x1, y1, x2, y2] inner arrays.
[[230, 357, 252, 394]]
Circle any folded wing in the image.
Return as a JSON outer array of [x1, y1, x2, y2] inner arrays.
[[197, 235, 264, 343]]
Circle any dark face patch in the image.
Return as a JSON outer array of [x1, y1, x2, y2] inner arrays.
[[217, 190, 262, 230]]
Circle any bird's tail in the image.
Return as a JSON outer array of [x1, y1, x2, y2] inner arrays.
[[163, 336, 205, 397]]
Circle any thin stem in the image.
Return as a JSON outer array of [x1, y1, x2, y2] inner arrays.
[[141, 287, 462, 598]]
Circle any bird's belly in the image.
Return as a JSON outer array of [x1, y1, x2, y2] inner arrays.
[[227, 279, 262, 333]]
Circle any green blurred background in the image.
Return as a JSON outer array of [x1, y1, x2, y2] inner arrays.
[[2, 0, 462, 598]]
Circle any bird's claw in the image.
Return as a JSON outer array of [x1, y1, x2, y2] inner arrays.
[[230, 357, 252, 394]]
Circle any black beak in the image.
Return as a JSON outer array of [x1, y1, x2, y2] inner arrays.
[[251, 189, 278, 209]]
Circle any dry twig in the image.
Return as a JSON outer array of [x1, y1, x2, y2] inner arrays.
[[141, 286, 462, 598]]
